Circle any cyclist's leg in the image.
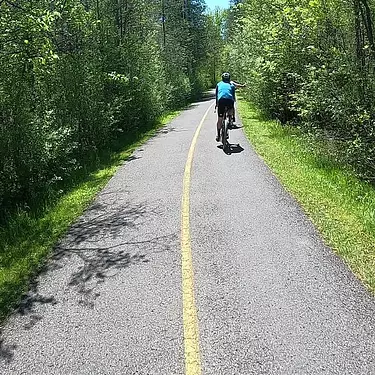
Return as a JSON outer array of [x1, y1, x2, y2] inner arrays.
[[216, 116, 223, 142], [216, 99, 225, 141], [228, 103, 234, 126]]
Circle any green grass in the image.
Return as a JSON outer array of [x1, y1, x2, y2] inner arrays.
[[238, 99, 375, 293], [0, 110, 180, 321]]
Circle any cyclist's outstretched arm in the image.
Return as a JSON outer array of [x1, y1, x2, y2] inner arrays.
[[231, 80, 246, 88]]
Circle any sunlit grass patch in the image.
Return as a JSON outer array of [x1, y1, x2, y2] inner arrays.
[[238, 99, 375, 293], [0, 110, 181, 321]]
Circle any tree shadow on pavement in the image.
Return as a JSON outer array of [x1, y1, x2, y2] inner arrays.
[[188, 92, 215, 107], [0, 333, 17, 363], [158, 126, 176, 134], [0, 196, 177, 354], [17, 278, 57, 324], [57, 200, 150, 246], [196, 92, 215, 103], [125, 154, 142, 163], [54, 232, 176, 309]]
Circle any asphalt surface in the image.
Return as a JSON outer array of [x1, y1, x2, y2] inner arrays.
[[1, 93, 375, 374]]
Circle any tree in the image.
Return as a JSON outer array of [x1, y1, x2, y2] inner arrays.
[[0, 0, 215, 219], [225, 0, 375, 179]]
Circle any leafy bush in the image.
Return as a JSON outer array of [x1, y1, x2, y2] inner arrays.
[[226, 0, 375, 180], [0, 0, 218, 221]]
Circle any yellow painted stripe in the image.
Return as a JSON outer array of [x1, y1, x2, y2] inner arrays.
[[181, 102, 214, 375]]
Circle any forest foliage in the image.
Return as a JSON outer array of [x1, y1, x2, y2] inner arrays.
[[0, 0, 225, 220], [6, 0, 374, 220], [227, 0, 375, 180]]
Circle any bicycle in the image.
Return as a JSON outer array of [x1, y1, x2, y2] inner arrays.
[[221, 105, 233, 153]]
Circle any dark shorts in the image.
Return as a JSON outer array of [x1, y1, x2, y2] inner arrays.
[[217, 98, 234, 117]]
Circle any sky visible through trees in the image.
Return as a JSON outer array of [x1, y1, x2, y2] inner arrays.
[[205, 0, 229, 9]]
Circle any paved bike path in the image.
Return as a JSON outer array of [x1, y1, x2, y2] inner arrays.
[[1, 94, 375, 374], [192, 101, 375, 374]]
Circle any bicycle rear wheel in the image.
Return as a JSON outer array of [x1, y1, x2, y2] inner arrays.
[[221, 112, 228, 152]]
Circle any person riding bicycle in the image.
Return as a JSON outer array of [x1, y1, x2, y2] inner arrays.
[[215, 72, 235, 142]]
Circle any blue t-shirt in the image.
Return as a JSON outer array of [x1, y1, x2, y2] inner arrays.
[[216, 81, 235, 101]]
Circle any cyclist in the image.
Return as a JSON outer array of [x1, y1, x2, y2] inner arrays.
[[215, 72, 235, 142]]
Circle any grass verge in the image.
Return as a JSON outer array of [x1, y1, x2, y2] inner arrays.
[[0, 110, 180, 322], [238, 99, 375, 293]]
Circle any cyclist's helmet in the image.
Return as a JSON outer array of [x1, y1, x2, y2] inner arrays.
[[222, 72, 230, 82]]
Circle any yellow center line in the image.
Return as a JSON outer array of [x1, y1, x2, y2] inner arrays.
[[181, 101, 215, 375]]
